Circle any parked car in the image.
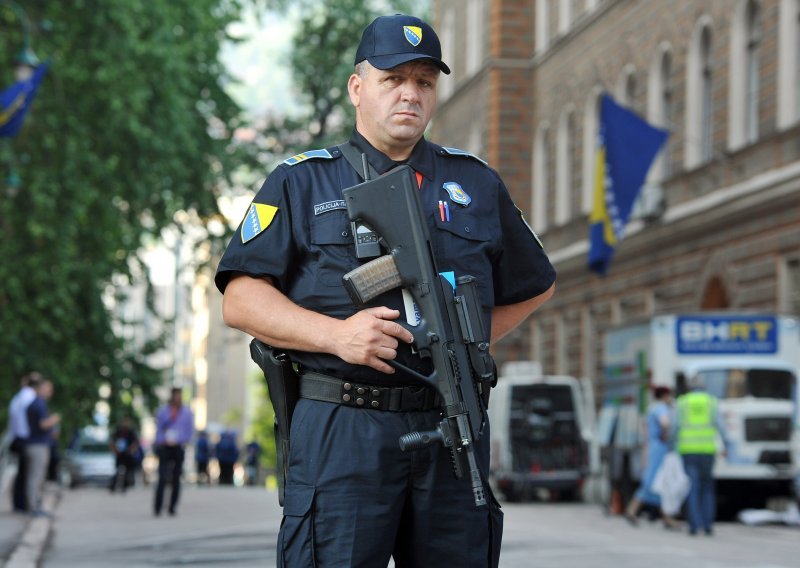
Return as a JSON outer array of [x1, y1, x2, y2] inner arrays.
[[60, 430, 115, 488]]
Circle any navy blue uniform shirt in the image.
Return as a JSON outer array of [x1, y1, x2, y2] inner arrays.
[[216, 132, 556, 385]]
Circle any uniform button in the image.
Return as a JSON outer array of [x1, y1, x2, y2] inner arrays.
[[342, 230, 349, 237], [356, 397, 365, 406], [371, 401, 379, 408], [343, 394, 351, 402], [357, 387, 366, 395], [372, 389, 380, 397], [464, 226, 471, 233], [343, 383, 352, 391]]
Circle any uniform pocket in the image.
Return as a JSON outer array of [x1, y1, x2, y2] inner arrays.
[[278, 484, 316, 568], [309, 211, 357, 287], [432, 210, 495, 310]]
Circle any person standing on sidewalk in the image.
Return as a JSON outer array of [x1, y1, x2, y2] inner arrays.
[[674, 374, 731, 536], [153, 387, 194, 516], [625, 386, 680, 528], [7, 372, 40, 512], [216, 13, 555, 566], [25, 378, 61, 516]]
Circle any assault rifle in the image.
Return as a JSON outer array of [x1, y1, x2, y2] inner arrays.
[[342, 165, 494, 507]]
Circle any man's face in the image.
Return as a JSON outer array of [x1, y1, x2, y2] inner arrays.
[[39, 381, 53, 400], [348, 60, 439, 158]]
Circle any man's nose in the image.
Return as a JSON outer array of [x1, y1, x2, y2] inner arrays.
[[399, 80, 421, 103]]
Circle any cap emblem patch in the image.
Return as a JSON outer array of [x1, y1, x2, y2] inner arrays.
[[403, 26, 422, 46]]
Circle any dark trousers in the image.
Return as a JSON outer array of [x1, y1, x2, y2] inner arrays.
[[218, 462, 235, 485], [278, 399, 503, 568], [10, 438, 28, 511], [154, 445, 185, 514], [196, 460, 209, 484], [111, 453, 137, 492], [683, 453, 716, 534]]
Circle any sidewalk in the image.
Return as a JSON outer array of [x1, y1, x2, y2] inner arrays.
[[1, 475, 59, 568], [33, 482, 283, 567]]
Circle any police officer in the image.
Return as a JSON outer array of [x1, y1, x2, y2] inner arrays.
[[216, 13, 556, 567], [674, 374, 731, 536]]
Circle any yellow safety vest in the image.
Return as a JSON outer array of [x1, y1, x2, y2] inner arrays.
[[676, 391, 718, 455]]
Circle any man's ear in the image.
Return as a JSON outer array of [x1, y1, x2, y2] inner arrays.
[[347, 73, 361, 108]]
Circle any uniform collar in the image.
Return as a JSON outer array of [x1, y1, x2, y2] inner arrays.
[[349, 129, 435, 181]]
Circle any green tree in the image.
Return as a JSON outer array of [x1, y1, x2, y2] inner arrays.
[[0, 0, 245, 436], [247, 372, 278, 473], [250, 0, 428, 161]]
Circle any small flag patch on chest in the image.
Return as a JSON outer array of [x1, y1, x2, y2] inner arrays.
[[241, 203, 278, 244]]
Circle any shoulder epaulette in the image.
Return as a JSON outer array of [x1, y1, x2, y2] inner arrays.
[[439, 146, 488, 166], [283, 148, 339, 166]]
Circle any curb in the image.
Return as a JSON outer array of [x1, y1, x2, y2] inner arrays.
[[5, 485, 60, 568]]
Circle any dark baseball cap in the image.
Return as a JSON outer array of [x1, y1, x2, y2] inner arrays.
[[355, 14, 451, 75]]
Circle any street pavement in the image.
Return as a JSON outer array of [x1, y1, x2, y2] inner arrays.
[[4, 479, 800, 567]]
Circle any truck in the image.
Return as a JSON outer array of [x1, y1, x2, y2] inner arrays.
[[488, 362, 593, 502], [598, 313, 800, 516]]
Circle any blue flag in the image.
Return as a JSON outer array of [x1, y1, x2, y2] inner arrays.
[[0, 64, 48, 138], [588, 94, 668, 275]]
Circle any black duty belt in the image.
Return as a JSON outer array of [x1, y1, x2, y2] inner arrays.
[[298, 371, 441, 412]]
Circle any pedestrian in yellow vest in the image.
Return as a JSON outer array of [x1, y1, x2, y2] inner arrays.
[[673, 374, 731, 536]]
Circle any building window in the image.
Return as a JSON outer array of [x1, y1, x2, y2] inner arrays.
[[795, 1, 800, 120], [582, 89, 602, 215], [779, 0, 800, 127], [438, 6, 455, 100], [686, 18, 715, 169], [660, 51, 674, 176], [700, 27, 714, 163], [556, 107, 574, 225], [559, 0, 573, 35], [536, 0, 550, 53], [779, 256, 800, 313], [533, 124, 550, 231], [745, 1, 761, 144], [465, 0, 483, 76], [730, 0, 762, 149], [617, 65, 637, 109]]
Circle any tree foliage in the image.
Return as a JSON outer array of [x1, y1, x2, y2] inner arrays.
[[251, 0, 427, 161], [0, 0, 244, 437]]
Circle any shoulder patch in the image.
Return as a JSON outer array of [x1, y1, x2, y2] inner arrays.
[[283, 148, 335, 166], [241, 203, 279, 244], [440, 147, 488, 166]]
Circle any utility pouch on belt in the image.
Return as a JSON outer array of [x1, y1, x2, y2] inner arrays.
[[249, 339, 298, 506]]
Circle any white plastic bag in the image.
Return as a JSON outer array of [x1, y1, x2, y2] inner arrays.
[[652, 451, 691, 516]]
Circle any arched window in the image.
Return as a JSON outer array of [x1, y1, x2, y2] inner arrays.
[[777, 0, 800, 128], [582, 89, 602, 215], [648, 45, 673, 180], [730, 1, 762, 149], [438, 6, 456, 100], [536, 0, 550, 53], [559, 0, 573, 35], [745, 1, 761, 143], [617, 65, 637, 109], [533, 123, 551, 231], [556, 107, 575, 225], [686, 18, 714, 169], [465, 0, 483, 76], [701, 276, 730, 309], [700, 27, 714, 163], [660, 51, 674, 176]]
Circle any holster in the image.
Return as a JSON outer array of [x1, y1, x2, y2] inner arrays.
[[249, 339, 299, 506]]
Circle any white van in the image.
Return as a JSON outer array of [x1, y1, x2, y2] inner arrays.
[[489, 362, 593, 502]]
